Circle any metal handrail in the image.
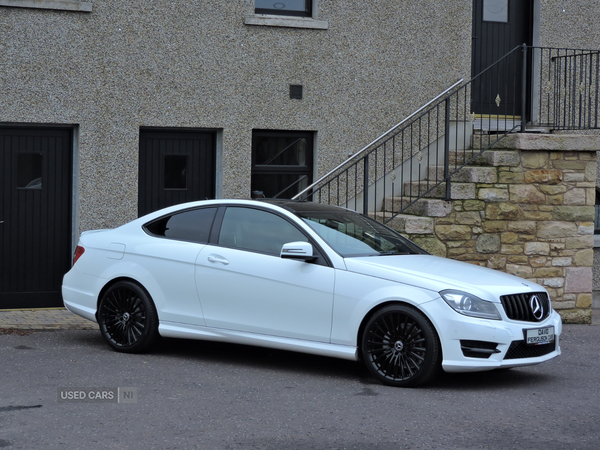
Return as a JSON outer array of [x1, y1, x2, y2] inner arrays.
[[291, 45, 599, 224], [292, 79, 464, 200]]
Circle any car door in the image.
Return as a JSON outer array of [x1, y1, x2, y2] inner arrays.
[[194, 206, 335, 342]]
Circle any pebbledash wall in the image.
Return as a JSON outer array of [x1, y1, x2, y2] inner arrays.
[[393, 134, 598, 324], [0, 0, 472, 231], [1, 1, 599, 315]]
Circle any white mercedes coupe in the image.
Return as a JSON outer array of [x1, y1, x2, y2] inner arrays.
[[62, 199, 561, 387]]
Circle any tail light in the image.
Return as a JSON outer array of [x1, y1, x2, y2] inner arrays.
[[73, 246, 85, 265]]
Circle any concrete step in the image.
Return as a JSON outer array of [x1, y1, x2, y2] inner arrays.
[[383, 197, 452, 217], [427, 165, 498, 184], [448, 148, 520, 167], [372, 137, 519, 221], [448, 149, 481, 165], [402, 180, 476, 199], [472, 134, 513, 149]]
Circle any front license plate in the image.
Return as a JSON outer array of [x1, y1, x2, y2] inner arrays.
[[525, 326, 555, 346]]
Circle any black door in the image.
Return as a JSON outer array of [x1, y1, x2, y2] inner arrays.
[[471, 0, 533, 116], [0, 128, 73, 309], [138, 129, 216, 217]]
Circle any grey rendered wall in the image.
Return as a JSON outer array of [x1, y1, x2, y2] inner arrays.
[[538, 1, 600, 49], [0, 1, 471, 232]]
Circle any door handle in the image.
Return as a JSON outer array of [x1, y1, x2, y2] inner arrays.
[[207, 255, 229, 265]]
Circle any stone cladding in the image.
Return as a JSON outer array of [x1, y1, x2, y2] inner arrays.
[[385, 134, 599, 324]]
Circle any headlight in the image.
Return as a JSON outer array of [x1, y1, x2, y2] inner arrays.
[[440, 290, 501, 320]]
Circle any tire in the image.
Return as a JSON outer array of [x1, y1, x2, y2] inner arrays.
[[98, 280, 160, 353], [361, 304, 441, 387]]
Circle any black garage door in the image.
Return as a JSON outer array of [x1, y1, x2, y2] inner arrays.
[[138, 129, 216, 217], [0, 127, 73, 309]]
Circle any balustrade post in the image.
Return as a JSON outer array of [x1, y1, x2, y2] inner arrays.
[[444, 98, 451, 200], [521, 44, 528, 132], [362, 156, 369, 215]]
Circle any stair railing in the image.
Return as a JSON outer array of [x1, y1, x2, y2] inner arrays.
[[293, 45, 600, 223], [290, 78, 463, 212]]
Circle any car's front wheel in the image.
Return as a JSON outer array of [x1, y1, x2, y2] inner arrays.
[[361, 304, 441, 387], [98, 280, 159, 353]]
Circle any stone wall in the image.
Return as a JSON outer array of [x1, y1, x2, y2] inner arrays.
[[388, 134, 598, 324]]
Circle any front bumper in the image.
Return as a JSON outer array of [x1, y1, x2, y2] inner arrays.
[[425, 298, 562, 373]]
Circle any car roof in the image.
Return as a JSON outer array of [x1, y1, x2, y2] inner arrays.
[[257, 199, 355, 215], [133, 199, 356, 228]]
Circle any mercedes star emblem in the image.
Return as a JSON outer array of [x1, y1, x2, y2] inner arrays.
[[530, 295, 544, 320]]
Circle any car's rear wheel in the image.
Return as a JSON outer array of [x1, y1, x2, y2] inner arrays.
[[98, 281, 159, 353], [361, 304, 441, 387]]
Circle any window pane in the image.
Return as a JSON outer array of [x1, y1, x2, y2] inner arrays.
[[218, 207, 306, 255], [251, 174, 309, 199], [17, 153, 43, 189], [483, 0, 508, 22], [144, 207, 217, 243], [256, 0, 308, 13], [254, 136, 307, 166], [164, 155, 187, 189]]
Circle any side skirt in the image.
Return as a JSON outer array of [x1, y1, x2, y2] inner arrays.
[[159, 322, 359, 361]]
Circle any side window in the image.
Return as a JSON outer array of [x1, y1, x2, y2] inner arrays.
[[255, 0, 312, 17], [218, 207, 307, 255], [144, 207, 217, 243]]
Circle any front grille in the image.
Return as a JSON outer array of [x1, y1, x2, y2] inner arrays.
[[504, 340, 556, 360], [500, 292, 550, 322]]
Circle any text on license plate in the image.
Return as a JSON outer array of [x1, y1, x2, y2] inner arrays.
[[525, 326, 555, 345]]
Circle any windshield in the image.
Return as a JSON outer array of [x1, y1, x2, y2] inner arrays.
[[297, 210, 426, 257]]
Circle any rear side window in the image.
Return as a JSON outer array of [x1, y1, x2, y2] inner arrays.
[[144, 207, 217, 243]]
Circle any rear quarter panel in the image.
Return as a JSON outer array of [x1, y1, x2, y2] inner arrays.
[[65, 227, 206, 326]]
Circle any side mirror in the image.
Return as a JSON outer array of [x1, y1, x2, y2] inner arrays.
[[280, 241, 317, 262]]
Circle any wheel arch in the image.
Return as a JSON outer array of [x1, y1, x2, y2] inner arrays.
[[356, 300, 442, 361], [95, 276, 155, 321], [96, 276, 161, 353]]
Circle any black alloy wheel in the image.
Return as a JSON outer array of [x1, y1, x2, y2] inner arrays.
[[98, 281, 159, 353], [361, 304, 441, 387]]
